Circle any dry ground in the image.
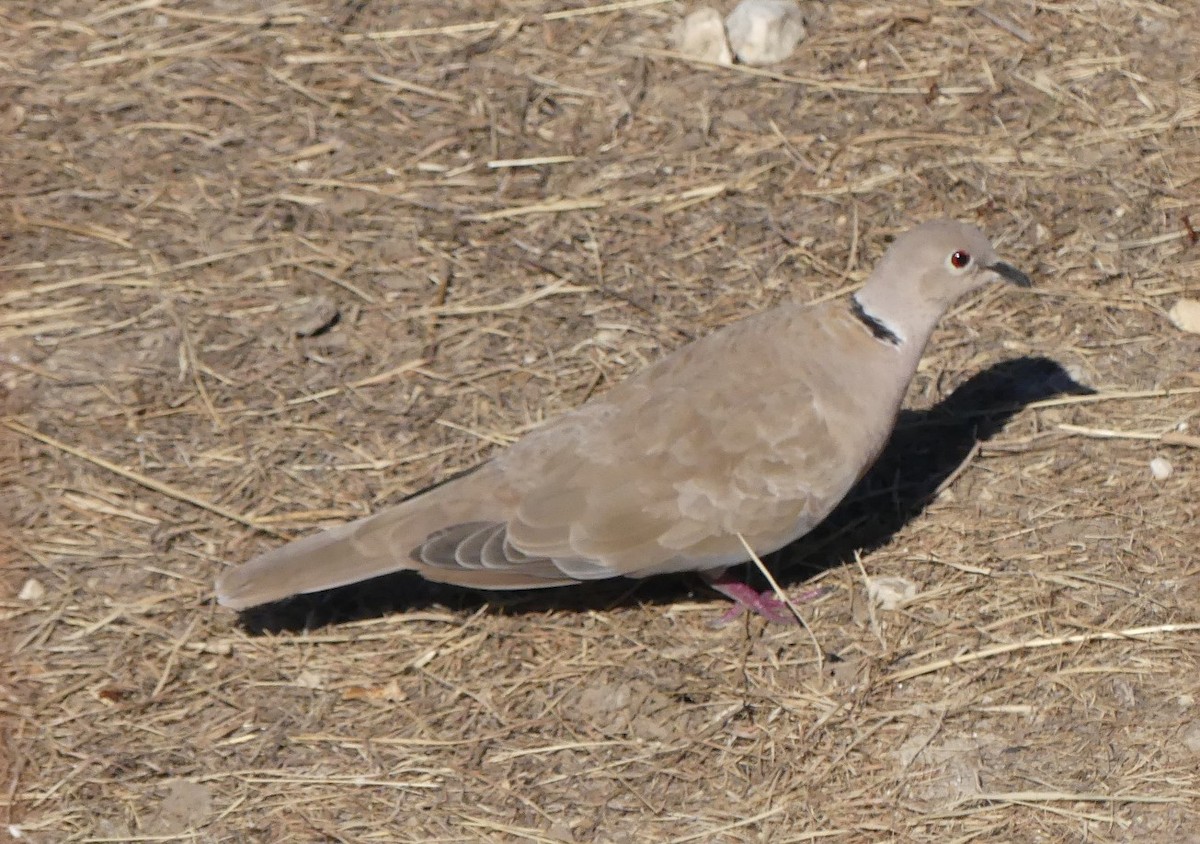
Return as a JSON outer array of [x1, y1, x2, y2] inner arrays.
[[3, 1, 1200, 841]]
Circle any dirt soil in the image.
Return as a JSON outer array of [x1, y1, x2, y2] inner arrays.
[[3, 1, 1200, 842]]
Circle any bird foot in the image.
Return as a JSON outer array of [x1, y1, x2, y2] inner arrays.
[[706, 578, 798, 626]]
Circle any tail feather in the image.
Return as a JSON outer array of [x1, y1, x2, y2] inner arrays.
[[215, 463, 579, 609], [216, 515, 391, 609]]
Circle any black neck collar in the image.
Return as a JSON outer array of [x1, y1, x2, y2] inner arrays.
[[850, 295, 901, 346]]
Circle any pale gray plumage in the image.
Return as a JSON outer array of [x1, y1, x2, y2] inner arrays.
[[216, 219, 1030, 612]]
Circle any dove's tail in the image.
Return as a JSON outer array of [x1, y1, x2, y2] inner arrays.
[[215, 463, 574, 610]]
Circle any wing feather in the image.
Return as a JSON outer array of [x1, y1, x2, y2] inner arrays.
[[416, 521, 492, 567], [455, 523, 502, 568]]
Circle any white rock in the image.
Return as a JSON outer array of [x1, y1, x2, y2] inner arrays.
[[672, 7, 733, 65], [725, 0, 807, 66], [867, 576, 918, 611], [1183, 721, 1200, 753], [1168, 298, 1200, 334], [294, 669, 325, 689], [1149, 456, 1173, 480], [17, 578, 45, 602]]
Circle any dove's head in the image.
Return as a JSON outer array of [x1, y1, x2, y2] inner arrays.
[[854, 218, 1030, 348]]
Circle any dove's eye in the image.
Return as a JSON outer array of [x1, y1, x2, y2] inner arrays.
[[949, 250, 972, 269]]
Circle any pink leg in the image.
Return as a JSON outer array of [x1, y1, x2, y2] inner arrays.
[[705, 573, 798, 626], [703, 571, 833, 626]]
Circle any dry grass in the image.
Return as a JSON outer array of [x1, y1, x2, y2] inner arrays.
[[3, 0, 1200, 841]]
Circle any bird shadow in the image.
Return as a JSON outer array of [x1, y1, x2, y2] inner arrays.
[[235, 356, 1091, 634]]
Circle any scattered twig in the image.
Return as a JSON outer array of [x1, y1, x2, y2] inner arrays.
[[345, 0, 672, 42], [1027, 386, 1200, 410], [285, 357, 429, 406], [487, 156, 577, 169], [1058, 423, 1200, 448], [972, 7, 1034, 43], [3, 420, 278, 534], [623, 45, 986, 96], [884, 624, 1200, 683], [736, 532, 824, 673], [404, 280, 589, 317]]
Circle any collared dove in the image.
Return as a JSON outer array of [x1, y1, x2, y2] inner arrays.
[[216, 219, 1030, 621]]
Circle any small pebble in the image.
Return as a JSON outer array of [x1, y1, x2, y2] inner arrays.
[[1168, 298, 1200, 334], [672, 7, 733, 65], [1149, 456, 1173, 480], [725, 0, 807, 66], [291, 295, 341, 338], [866, 576, 918, 611], [18, 578, 45, 602]]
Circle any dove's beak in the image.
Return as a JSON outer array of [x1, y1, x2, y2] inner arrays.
[[988, 261, 1032, 288]]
